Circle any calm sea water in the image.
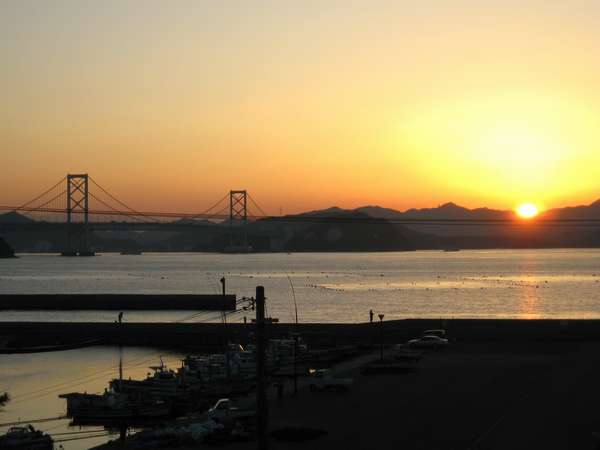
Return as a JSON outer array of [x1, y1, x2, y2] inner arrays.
[[1, 250, 600, 449], [1, 250, 600, 322], [0, 347, 185, 450]]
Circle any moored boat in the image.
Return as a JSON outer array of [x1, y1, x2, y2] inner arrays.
[[59, 389, 171, 423]]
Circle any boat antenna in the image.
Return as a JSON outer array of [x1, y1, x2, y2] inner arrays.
[[286, 274, 299, 326], [118, 345, 123, 383]]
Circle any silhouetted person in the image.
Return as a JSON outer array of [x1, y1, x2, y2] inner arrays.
[[118, 312, 124, 323], [243, 316, 247, 324], [369, 309, 374, 323]]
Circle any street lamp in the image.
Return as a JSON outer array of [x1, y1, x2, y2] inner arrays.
[[378, 314, 385, 361]]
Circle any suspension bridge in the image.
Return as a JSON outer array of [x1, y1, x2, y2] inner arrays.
[[0, 173, 268, 255], [2, 173, 600, 255]]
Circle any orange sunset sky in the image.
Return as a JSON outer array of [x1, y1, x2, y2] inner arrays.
[[2, 0, 600, 215]]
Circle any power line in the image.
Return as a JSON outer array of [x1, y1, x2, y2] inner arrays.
[[5, 177, 600, 227], [10, 351, 166, 405], [4, 204, 600, 227]]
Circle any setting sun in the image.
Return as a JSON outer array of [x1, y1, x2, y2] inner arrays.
[[516, 203, 539, 219]]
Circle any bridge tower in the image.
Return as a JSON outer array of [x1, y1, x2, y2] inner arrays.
[[227, 190, 249, 252], [229, 190, 247, 224], [62, 174, 94, 256]]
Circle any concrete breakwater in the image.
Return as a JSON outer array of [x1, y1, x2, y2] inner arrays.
[[2, 319, 600, 349], [0, 294, 236, 311]]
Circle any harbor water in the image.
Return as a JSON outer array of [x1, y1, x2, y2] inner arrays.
[[1, 250, 600, 322], [1, 249, 600, 449]]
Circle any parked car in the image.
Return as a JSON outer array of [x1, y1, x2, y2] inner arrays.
[[308, 369, 353, 392], [406, 335, 449, 350], [422, 329, 447, 339], [208, 398, 255, 422]]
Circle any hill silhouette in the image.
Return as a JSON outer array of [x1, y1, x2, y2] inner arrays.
[[2, 199, 600, 252], [276, 210, 425, 252], [0, 211, 35, 224]]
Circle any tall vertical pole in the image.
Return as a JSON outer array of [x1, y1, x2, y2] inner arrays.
[[220, 276, 226, 296], [255, 286, 268, 450], [378, 314, 385, 361], [293, 334, 298, 396], [119, 345, 123, 383]]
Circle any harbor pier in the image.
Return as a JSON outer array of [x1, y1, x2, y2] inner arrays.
[[2, 319, 600, 350], [0, 294, 237, 311]]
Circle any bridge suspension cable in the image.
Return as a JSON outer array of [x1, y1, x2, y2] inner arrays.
[[17, 177, 66, 210], [88, 191, 155, 224], [88, 176, 163, 222], [247, 193, 268, 217], [31, 189, 67, 211], [6, 174, 600, 226], [189, 192, 230, 220]]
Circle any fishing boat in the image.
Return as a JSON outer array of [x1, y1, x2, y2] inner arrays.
[[59, 389, 171, 423], [109, 361, 183, 398], [110, 360, 211, 415], [0, 425, 53, 450]]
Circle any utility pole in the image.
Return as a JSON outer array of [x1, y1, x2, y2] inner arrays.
[[378, 314, 385, 361], [255, 286, 268, 450], [292, 333, 299, 396]]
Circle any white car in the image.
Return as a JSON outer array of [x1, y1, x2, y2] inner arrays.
[[208, 398, 255, 422], [422, 329, 447, 339], [406, 335, 449, 350]]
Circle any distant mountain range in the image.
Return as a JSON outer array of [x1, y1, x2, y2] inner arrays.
[[1, 198, 600, 252], [0, 211, 36, 224], [3, 199, 600, 224], [301, 199, 600, 221]]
